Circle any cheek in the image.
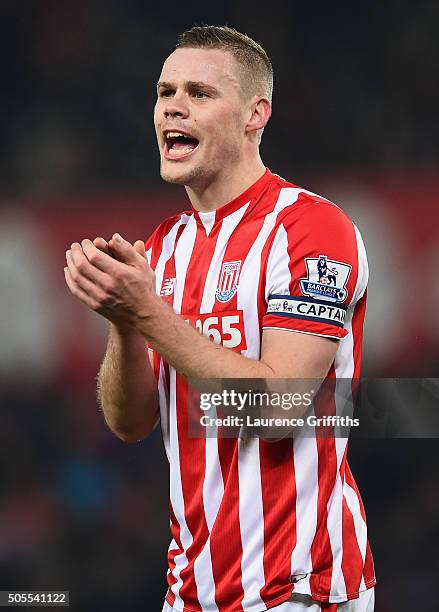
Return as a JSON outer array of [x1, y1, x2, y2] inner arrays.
[[153, 103, 162, 129], [207, 111, 242, 149]]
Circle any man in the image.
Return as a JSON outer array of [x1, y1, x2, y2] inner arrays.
[[65, 26, 375, 612]]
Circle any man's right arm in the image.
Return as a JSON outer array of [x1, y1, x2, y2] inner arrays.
[[97, 322, 159, 443]]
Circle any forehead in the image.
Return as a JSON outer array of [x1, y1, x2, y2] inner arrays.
[[159, 47, 241, 90]]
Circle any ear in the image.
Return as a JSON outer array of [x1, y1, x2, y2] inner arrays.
[[245, 96, 272, 136]]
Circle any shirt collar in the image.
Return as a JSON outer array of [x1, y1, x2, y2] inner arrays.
[[194, 168, 272, 228]]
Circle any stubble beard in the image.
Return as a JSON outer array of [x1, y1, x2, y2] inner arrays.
[[159, 138, 242, 189], [159, 159, 205, 187]]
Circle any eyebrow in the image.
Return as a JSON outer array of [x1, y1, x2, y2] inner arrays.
[[156, 80, 219, 95]]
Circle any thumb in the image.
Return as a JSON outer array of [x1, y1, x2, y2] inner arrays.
[[108, 233, 138, 264]]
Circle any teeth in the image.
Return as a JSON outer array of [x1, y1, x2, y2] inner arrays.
[[166, 131, 189, 139]]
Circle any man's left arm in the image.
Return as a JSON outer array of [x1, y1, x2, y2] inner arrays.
[[68, 234, 338, 381], [139, 292, 338, 379]]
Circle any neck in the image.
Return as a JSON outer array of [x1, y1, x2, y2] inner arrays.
[[185, 155, 266, 213]]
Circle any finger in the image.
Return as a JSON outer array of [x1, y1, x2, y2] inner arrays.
[[133, 241, 155, 284], [108, 233, 144, 265], [66, 253, 109, 301], [67, 243, 114, 287], [64, 266, 100, 310], [134, 240, 146, 257], [69, 241, 125, 275], [82, 239, 121, 283], [93, 236, 129, 264], [93, 236, 111, 254]]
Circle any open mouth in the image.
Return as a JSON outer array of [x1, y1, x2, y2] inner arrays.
[[164, 131, 200, 160]]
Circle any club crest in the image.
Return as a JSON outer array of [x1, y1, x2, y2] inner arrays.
[[215, 260, 241, 303], [300, 255, 351, 303]]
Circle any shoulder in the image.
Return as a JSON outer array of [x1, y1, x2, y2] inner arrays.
[[264, 177, 366, 271], [271, 177, 356, 236]]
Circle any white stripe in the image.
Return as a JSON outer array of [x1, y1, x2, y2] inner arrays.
[[326, 472, 347, 599], [238, 439, 265, 611], [173, 216, 198, 314], [236, 188, 304, 605], [201, 201, 250, 316], [260, 586, 374, 611], [168, 369, 193, 608], [192, 206, 248, 611], [166, 218, 198, 608], [262, 211, 318, 595], [265, 224, 291, 300], [352, 224, 369, 302], [239, 187, 304, 359], [337, 221, 368, 596], [324, 307, 354, 600], [158, 359, 171, 461], [198, 210, 216, 236], [154, 214, 191, 296], [291, 195, 363, 600], [290, 435, 318, 596], [327, 216, 366, 600], [262, 326, 344, 340], [192, 536, 218, 611], [344, 481, 368, 591]]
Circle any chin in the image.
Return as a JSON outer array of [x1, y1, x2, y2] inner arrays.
[[160, 160, 203, 186]]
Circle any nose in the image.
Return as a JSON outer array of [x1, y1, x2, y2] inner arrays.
[[163, 93, 189, 119]]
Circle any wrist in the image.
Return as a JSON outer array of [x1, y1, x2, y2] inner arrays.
[[110, 320, 141, 339], [133, 291, 166, 339]]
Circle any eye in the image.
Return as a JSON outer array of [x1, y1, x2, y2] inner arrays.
[[159, 89, 174, 98], [193, 90, 208, 99]]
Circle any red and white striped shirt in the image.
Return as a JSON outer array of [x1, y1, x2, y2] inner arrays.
[[145, 169, 376, 612]]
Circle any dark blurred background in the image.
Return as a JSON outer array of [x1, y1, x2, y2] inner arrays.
[[0, 1, 438, 611]]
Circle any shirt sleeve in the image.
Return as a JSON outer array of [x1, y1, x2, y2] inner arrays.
[[262, 197, 368, 340], [144, 230, 157, 267]]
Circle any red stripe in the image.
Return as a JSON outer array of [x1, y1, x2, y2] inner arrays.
[[345, 466, 376, 586], [180, 219, 219, 313], [350, 220, 367, 394], [167, 503, 182, 606], [259, 438, 296, 606], [346, 256, 375, 592], [341, 494, 363, 596], [164, 362, 170, 398], [351, 291, 367, 378], [343, 221, 360, 305], [208, 189, 279, 609], [257, 182, 289, 339], [161, 220, 191, 607], [174, 375, 204, 610], [262, 314, 348, 339], [209, 438, 245, 611], [212, 184, 276, 315], [175, 221, 222, 609], [146, 214, 187, 271], [159, 223, 187, 306], [320, 602, 339, 611], [349, 286, 376, 588], [310, 366, 337, 599], [152, 349, 161, 381], [363, 540, 376, 587]]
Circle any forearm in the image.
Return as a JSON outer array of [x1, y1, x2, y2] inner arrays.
[[135, 297, 276, 379], [98, 323, 159, 441]]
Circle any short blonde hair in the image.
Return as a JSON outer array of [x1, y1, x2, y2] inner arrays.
[[176, 25, 273, 102]]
